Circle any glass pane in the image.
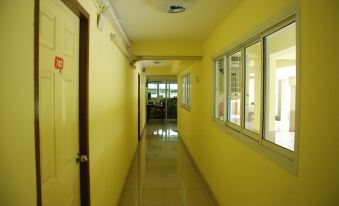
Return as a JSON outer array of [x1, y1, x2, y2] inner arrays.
[[159, 83, 166, 98], [187, 74, 191, 107], [215, 58, 226, 121], [148, 83, 157, 98], [181, 76, 186, 105], [264, 22, 296, 151], [167, 83, 178, 119], [244, 42, 262, 134], [228, 51, 242, 126], [169, 83, 177, 98]]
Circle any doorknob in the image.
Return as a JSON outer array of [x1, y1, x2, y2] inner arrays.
[[76, 153, 88, 163]]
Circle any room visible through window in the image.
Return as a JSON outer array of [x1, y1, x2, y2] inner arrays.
[[244, 42, 262, 134], [215, 58, 226, 121], [228, 51, 242, 126], [264, 22, 296, 151]]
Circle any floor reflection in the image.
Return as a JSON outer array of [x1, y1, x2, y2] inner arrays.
[[119, 122, 217, 206]]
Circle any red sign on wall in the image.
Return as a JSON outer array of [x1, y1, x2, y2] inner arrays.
[[55, 56, 64, 70]]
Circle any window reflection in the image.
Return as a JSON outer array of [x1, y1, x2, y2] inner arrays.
[[215, 58, 226, 121], [244, 42, 262, 134], [228, 51, 242, 126], [264, 22, 296, 151]]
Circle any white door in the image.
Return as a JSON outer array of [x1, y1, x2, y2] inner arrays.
[[39, 0, 80, 205]]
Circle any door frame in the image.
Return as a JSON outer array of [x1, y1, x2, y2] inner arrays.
[[34, 0, 91, 205]]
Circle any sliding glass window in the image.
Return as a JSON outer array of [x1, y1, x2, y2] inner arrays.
[[214, 58, 226, 121], [181, 73, 191, 109], [244, 42, 262, 135], [186, 73, 191, 107], [181, 76, 186, 106], [264, 22, 296, 151], [227, 51, 242, 127], [211, 15, 298, 172]]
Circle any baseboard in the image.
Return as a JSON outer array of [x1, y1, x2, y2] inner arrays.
[[179, 134, 221, 206]]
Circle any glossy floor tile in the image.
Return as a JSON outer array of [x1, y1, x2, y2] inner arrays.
[[119, 122, 217, 206]]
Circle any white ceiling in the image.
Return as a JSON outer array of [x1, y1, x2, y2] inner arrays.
[[111, 0, 243, 43], [140, 59, 196, 74]]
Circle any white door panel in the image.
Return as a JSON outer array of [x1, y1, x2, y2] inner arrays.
[[39, 0, 80, 205]]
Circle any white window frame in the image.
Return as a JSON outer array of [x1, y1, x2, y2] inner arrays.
[[213, 57, 227, 122], [242, 39, 263, 142], [226, 49, 243, 131], [181, 73, 191, 110], [212, 12, 299, 174]]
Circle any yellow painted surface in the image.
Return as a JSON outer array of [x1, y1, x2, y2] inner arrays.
[[0, 1, 37, 205], [178, 61, 202, 146], [178, 0, 339, 205], [145, 67, 176, 76], [132, 41, 203, 56], [0, 0, 139, 204], [77, 1, 139, 205], [1, 0, 338, 205]]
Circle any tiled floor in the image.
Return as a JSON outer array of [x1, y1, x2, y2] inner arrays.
[[119, 122, 217, 206]]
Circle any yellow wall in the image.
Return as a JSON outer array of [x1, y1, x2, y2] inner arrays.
[[0, 1, 37, 205], [132, 41, 203, 57], [0, 0, 139, 205], [77, 1, 139, 205], [178, 0, 339, 205], [178, 61, 202, 147], [145, 67, 177, 76]]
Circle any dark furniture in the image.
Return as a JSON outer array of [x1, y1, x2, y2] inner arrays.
[[147, 104, 165, 121]]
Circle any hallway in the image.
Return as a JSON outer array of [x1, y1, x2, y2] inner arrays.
[[1, 0, 339, 205], [119, 123, 217, 206]]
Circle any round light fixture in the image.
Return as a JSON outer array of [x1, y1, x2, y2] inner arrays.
[[154, 0, 191, 14], [168, 5, 186, 13]]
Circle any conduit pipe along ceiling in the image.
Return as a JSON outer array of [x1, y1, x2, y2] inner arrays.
[[95, 0, 132, 58]]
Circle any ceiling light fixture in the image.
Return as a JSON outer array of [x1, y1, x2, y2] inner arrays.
[[154, 0, 192, 14], [168, 5, 185, 13]]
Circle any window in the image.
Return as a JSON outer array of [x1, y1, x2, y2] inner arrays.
[[227, 51, 242, 127], [212, 15, 298, 172], [148, 83, 158, 98], [181, 76, 186, 105], [214, 58, 226, 121], [264, 22, 296, 151], [181, 73, 191, 109], [159, 83, 166, 98], [167, 83, 178, 98], [244, 42, 262, 135]]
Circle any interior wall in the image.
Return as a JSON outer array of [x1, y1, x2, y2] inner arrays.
[[145, 67, 177, 76], [178, 61, 202, 147], [0, 1, 37, 205], [77, 1, 139, 205], [132, 41, 203, 57], [178, 0, 339, 205]]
